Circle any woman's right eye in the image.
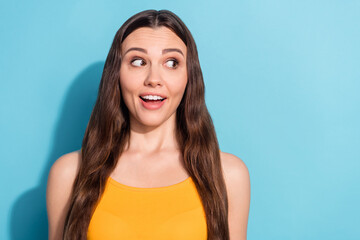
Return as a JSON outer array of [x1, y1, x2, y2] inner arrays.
[[131, 59, 146, 67]]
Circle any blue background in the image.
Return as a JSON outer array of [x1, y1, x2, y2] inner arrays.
[[1, 0, 359, 239]]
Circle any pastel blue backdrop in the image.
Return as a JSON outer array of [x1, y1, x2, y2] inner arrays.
[[1, 0, 359, 239]]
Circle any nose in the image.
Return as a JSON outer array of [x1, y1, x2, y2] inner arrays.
[[144, 64, 163, 87]]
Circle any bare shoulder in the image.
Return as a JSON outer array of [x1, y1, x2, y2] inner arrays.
[[46, 150, 81, 240], [47, 149, 81, 205], [220, 151, 250, 240], [48, 150, 81, 183], [220, 151, 250, 184]]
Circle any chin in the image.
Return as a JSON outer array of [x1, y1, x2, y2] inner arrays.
[[132, 114, 172, 129], [136, 109, 178, 128]]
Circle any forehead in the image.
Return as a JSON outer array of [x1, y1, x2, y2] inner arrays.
[[121, 27, 186, 54]]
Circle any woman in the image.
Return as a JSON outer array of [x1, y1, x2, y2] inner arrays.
[[46, 9, 250, 240]]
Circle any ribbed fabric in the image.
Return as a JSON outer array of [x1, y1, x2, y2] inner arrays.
[[87, 176, 207, 239]]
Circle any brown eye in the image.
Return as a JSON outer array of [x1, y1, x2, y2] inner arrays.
[[131, 58, 146, 67], [165, 59, 178, 68]]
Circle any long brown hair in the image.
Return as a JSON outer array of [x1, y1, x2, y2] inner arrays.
[[63, 10, 229, 240]]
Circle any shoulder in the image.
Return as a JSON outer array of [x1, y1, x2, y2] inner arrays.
[[46, 150, 81, 240], [220, 151, 250, 186], [219, 151, 250, 239], [47, 150, 81, 186], [47, 150, 81, 202]]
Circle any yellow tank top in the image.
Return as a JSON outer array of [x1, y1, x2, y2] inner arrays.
[[87, 176, 207, 239]]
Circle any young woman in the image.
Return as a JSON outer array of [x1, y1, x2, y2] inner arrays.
[[46, 9, 250, 240]]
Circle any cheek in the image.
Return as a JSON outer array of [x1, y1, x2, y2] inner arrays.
[[119, 67, 142, 94], [169, 73, 188, 98], [119, 70, 137, 108]]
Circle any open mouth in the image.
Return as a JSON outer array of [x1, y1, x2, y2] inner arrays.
[[139, 94, 167, 110], [139, 95, 166, 103]]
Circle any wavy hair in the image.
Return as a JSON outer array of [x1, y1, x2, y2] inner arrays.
[[63, 9, 229, 240]]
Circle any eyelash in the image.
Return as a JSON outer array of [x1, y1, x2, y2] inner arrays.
[[165, 58, 179, 69], [130, 58, 146, 67], [130, 57, 179, 69]]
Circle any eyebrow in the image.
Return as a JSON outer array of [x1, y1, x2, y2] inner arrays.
[[123, 47, 184, 56], [162, 48, 184, 56], [124, 47, 147, 55]]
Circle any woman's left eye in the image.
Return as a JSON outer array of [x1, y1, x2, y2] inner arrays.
[[165, 59, 178, 68]]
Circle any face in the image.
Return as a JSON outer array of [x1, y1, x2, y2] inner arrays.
[[120, 27, 188, 129]]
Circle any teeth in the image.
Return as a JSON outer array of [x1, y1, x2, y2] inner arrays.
[[142, 95, 164, 100]]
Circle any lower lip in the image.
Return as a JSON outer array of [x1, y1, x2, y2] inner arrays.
[[140, 97, 166, 110]]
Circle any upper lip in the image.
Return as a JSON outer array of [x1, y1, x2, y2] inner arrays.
[[139, 92, 167, 99]]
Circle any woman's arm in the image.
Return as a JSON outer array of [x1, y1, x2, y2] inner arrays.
[[220, 152, 251, 240], [46, 151, 80, 240]]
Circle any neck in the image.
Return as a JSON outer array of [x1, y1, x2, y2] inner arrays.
[[126, 114, 179, 153]]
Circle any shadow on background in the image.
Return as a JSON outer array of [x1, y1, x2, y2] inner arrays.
[[9, 62, 104, 239]]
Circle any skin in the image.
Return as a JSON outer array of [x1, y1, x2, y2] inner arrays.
[[46, 27, 250, 240]]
